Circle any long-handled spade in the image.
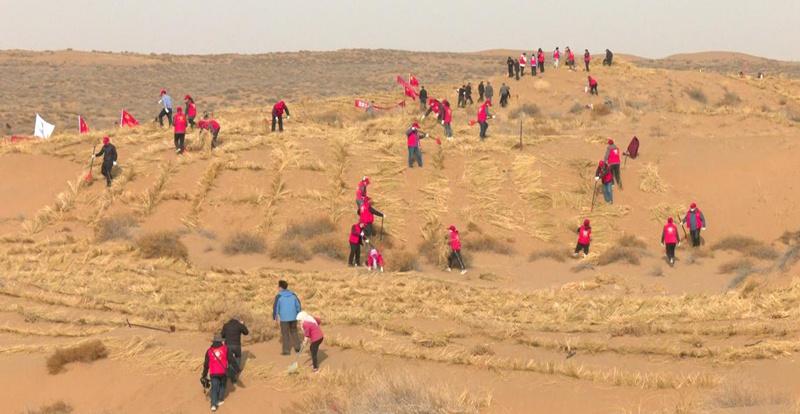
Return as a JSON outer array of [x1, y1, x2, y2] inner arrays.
[[380, 216, 384, 243], [590, 179, 599, 212], [125, 318, 176, 333], [676, 216, 689, 242], [85, 145, 96, 183], [287, 342, 306, 374]]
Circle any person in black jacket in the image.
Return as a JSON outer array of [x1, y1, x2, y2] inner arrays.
[[419, 86, 428, 111], [220, 316, 249, 370], [477, 81, 485, 103], [93, 136, 117, 187], [603, 49, 613, 66], [465, 83, 474, 106], [506, 57, 514, 78]]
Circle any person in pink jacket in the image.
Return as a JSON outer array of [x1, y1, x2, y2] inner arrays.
[[297, 311, 324, 372]]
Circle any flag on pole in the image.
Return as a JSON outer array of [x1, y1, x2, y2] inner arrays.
[[33, 114, 55, 139], [409, 74, 419, 87], [396, 76, 419, 100], [120, 110, 139, 127], [79, 116, 89, 134]]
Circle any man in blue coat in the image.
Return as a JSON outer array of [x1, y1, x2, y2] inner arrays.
[[272, 280, 302, 355]]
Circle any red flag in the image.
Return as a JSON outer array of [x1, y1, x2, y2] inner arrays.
[[78, 116, 89, 134], [121, 110, 139, 127], [355, 99, 370, 109], [409, 74, 419, 87], [396, 76, 419, 100]]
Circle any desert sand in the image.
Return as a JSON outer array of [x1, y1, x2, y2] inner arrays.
[[1, 50, 800, 414]]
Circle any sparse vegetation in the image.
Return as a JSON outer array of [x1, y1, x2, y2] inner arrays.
[[639, 163, 668, 193], [529, 248, 567, 262], [509, 103, 541, 119], [685, 87, 708, 104], [136, 231, 188, 260], [24, 401, 74, 414], [463, 234, 515, 255], [391, 250, 421, 272], [47, 340, 108, 374], [95, 214, 138, 242], [223, 231, 266, 255], [716, 89, 742, 107], [711, 235, 778, 259]]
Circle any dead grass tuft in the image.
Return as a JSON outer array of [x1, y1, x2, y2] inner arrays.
[[638, 163, 668, 193], [391, 250, 421, 272], [283, 218, 337, 239], [95, 214, 138, 242], [596, 246, 642, 266], [136, 231, 188, 260], [685, 87, 708, 104], [709, 379, 790, 409], [24, 401, 74, 414], [778, 230, 800, 245], [711, 235, 778, 259], [509, 103, 541, 119], [618, 234, 647, 249], [718, 258, 755, 275], [529, 248, 567, 262], [411, 331, 451, 348], [223, 231, 266, 255], [471, 344, 496, 356], [777, 244, 800, 272], [463, 234, 515, 255], [46, 340, 108, 374], [591, 104, 613, 118], [270, 241, 310, 263]]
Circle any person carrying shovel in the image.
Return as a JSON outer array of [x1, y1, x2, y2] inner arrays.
[[406, 122, 427, 168], [92, 136, 117, 188]]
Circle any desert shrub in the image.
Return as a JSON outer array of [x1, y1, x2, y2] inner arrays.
[[284, 218, 337, 239], [778, 230, 800, 245], [649, 265, 664, 277], [283, 371, 485, 414], [471, 344, 495, 356], [478, 272, 500, 281], [716, 90, 742, 107], [528, 248, 567, 262], [270, 240, 310, 263], [591, 104, 612, 117], [569, 102, 583, 115], [509, 103, 541, 119], [391, 250, 421, 272], [686, 247, 715, 265], [463, 234, 514, 255], [570, 262, 595, 273], [223, 231, 266, 255], [711, 235, 778, 259], [718, 258, 754, 274], [709, 380, 790, 409], [46, 340, 108, 375], [777, 244, 800, 272], [618, 234, 647, 249], [596, 246, 642, 266], [310, 234, 347, 260], [95, 214, 138, 242], [685, 87, 708, 104], [136, 231, 188, 260], [25, 401, 73, 414], [411, 331, 450, 348]]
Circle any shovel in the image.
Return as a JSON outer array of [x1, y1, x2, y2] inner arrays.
[[288, 343, 306, 374], [125, 318, 176, 333], [86, 145, 96, 182]]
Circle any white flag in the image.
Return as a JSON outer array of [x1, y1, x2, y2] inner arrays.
[[33, 114, 55, 139]]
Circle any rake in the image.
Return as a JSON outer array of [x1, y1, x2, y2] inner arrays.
[[85, 145, 96, 182], [287, 342, 306, 374]]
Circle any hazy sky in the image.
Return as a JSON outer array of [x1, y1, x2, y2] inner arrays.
[[2, 0, 798, 61]]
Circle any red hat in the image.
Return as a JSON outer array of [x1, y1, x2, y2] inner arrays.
[[363, 176, 370, 184], [103, 136, 109, 144], [690, 203, 697, 209], [176, 107, 182, 113], [668, 217, 674, 223], [160, 89, 166, 95], [184, 94, 192, 100], [412, 122, 420, 129], [608, 139, 614, 145], [584, 219, 590, 226], [447, 225, 456, 232], [598, 160, 605, 166]]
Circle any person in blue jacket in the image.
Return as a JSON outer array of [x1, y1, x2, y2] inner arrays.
[[272, 280, 302, 355]]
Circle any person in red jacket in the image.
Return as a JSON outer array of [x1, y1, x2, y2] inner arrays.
[[584, 49, 591, 71], [567, 47, 576, 70], [595, 160, 614, 204], [588, 76, 598, 95], [406, 122, 427, 168], [271, 100, 290, 133], [173, 107, 187, 154], [297, 311, 324, 372], [537, 48, 545, 73], [422, 98, 441, 121], [201, 333, 240, 412], [355, 176, 370, 207], [573, 219, 592, 258], [553, 47, 561, 69], [604, 139, 622, 188], [348, 222, 365, 267], [519, 53, 527, 77], [661, 217, 681, 266], [198, 112, 221, 149], [358, 197, 385, 238], [441, 100, 453, 140], [477, 100, 494, 140], [184, 94, 197, 130], [681, 203, 707, 247], [446, 225, 467, 274], [367, 247, 384, 272]]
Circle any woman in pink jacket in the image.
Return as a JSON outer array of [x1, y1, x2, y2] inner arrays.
[[297, 311, 324, 372]]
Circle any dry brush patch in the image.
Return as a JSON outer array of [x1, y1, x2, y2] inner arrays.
[[136, 230, 188, 260], [223, 231, 266, 255], [23, 401, 74, 414], [46, 339, 108, 374]]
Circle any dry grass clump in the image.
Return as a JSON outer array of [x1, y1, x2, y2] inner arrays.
[[596, 246, 642, 266], [716, 89, 742, 107], [638, 163, 668, 193], [471, 344, 495, 356], [591, 104, 613, 118], [618, 234, 647, 249], [222, 231, 266, 255], [136, 231, 188, 260], [270, 241, 309, 263], [95, 214, 138, 242], [273, 218, 339, 262], [778, 230, 800, 245], [708, 380, 790, 409], [283, 218, 337, 239], [686, 247, 715, 265], [463, 234, 515, 255], [569, 102, 584, 115], [283, 371, 486, 414], [509, 103, 541, 119], [390, 250, 421, 272], [529, 247, 567, 262], [310, 234, 347, 261], [777, 244, 800, 272], [718, 258, 755, 275], [46, 340, 108, 374], [711, 235, 778, 259], [24, 401, 74, 414], [411, 331, 451, 348], [685, 87, 708, 104]]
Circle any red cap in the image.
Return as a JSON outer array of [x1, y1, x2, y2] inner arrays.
[[668, 217, 674, 223], [103, 136, 109, 144], [176, 107, 182, 113], [412, 122, 420, 129], [184, 94, 191, 100], [599, 160, 605, 166], [160, 89, 166, 95], [690, 203, 697, 209], [584, 219, 590, 226], [364, 177, 370, 185], [608, 139, 614, 145], [448, 225, 456, 231], [486, 99, 492, 106]]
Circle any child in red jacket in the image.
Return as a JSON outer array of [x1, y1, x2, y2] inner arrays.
[[367, 248, 384, 272]]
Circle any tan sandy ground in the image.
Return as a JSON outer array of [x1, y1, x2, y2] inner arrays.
[[2, 51, 800, 413]]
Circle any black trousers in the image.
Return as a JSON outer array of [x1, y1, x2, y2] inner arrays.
[[187, 116, 196, 129], [465, 95, 473, 105], [610, 164, 622, 187], [585, 61, 590, 71], [363, 222, 375, 238], [211, 128, 220, 148], [310, 338, 323, 369], [508, 65, 514, 77], [478, 91, 484, 102], [665, 243, 676, 260], [349, 242, 361, 265], [531, 64, 537, 76], [158, 108, 172, 126], [448, 249, 465, 270], [574, 242, 589, 255], [500, 94, 509, 107], [538, 61, 545, 73], [280, 321, 301, 354], [272, 115, 283, 132], [226, 343, 243, 369], [590, 84, 598, 95], [174, 133, 185, 152], [101, 162, 113, 186], [690, 229, 701, 247]]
